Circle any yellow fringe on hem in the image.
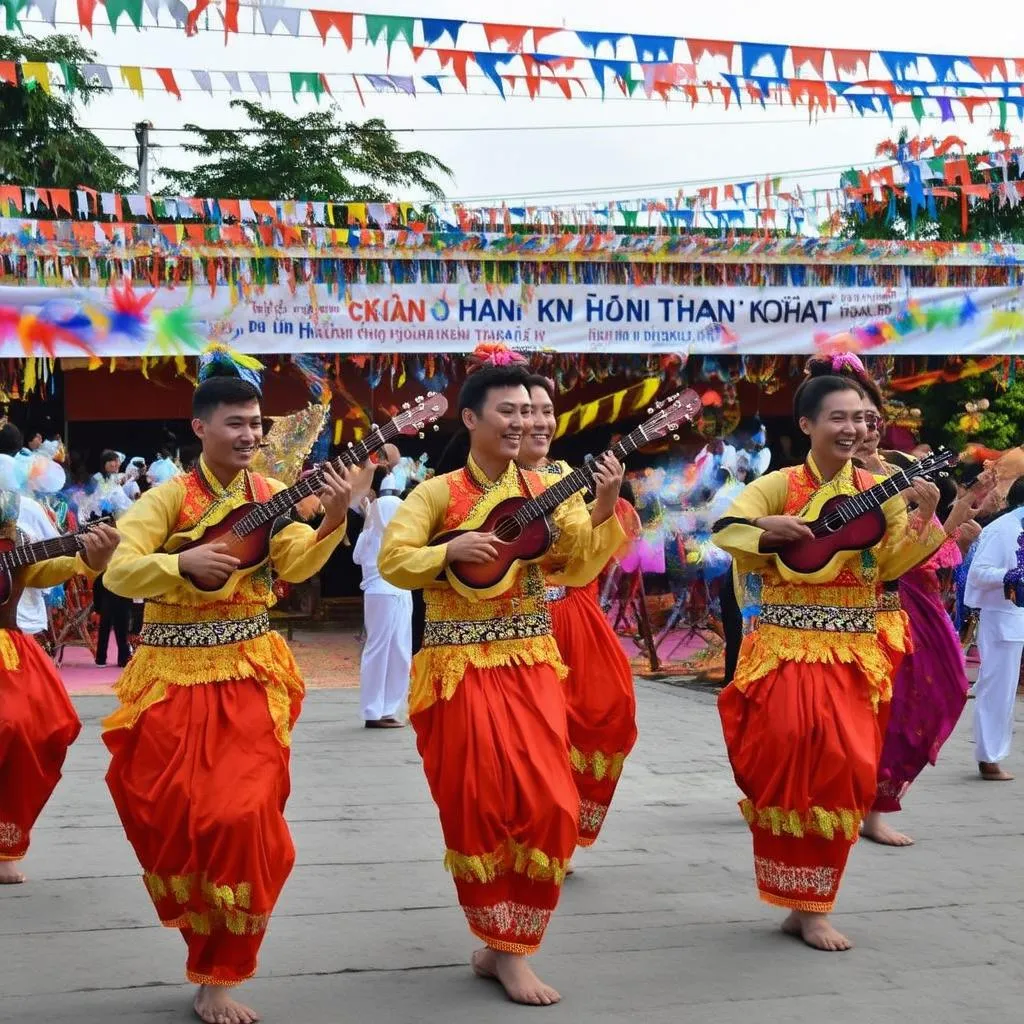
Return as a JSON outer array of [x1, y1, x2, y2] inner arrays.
[[0, 631, 20, 670], [444, 839, 571, 887], [469, 928, 540, 957], [876, 609, 912, 658], [759, 890, 836, 914], [740, 799, 862, 843], [163, 908, 270, 937], [185, 966, 257, 988], [102, 631, 304, 746], [731, 625, 893, 709], [569, 745, 626, 782], [408, 635, 567, 716]]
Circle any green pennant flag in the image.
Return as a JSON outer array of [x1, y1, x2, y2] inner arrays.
[[289, 72, 325, 103], [621, 74, 640, 97], [621, 209, 639, 228], [364, 14, 414, 53], [105, 0, 143, 30], [60, 61, 77, 93], [2, 0, 28, 32], [910, 96, 924, 124], [999, 99, 1008, 131], [927, 156, 945, 174]]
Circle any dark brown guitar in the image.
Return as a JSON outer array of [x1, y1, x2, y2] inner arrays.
[[431, 390, 701, 600], [762, 448, 957, 576], [173, 393, 448, 591], [0, 516, 113, 630]]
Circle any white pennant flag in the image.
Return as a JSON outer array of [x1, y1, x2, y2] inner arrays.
[[223, 71, 241, 93], [249, 71, 271, 97], [259, 5, 301, 36], [192, 70, 213, 95]]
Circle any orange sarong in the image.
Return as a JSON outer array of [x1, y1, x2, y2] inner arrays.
[[104, 676, 301, 986], [0, 631, 81, 862], [718, 657, 883, 912], [549, 581, 637, 845], [411, 662, 578, 955]]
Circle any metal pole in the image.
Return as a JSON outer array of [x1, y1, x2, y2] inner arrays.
[[134, 121, 152, 193]]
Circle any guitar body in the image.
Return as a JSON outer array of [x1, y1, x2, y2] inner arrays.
[[175, 504, 276, 592], [432, 496, 553, 601], [771, 496, 887, 576]]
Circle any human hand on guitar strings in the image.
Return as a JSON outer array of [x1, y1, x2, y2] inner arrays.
[[314, 463, 353, 536], [178, 541, 242, 590], [444, 531, 500, 566], [589, 453, 625, 525], [754, 515, 815, 550], [79, 523, 121, 573]]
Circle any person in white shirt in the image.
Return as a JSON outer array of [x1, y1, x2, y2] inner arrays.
[[15, 495, 60, 639], [965, 478, 1024, 781], [352, 470, 411, 728]]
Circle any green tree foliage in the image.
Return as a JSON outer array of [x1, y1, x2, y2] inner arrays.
[[0, 35, 130, 191], [163, 100, 452, 203], [841, 130, 1024, 241], [913, 371, 1024, 452]]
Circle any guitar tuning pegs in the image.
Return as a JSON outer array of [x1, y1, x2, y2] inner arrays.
[[402, 402, 410, 410], [672, 433, 680, 441], [426, 391, 435, 397], [647, 407, 653, 415], [418, 432, 424, 439], [346, 441, 354, 448], [432, 424, 439, 431]]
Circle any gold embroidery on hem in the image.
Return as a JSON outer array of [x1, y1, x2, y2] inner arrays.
[[569, 746, 626, 782], [444, 839, 570, 886], [740, 799, 862, 842], [758, 891, 836, 914], [146, 871, 268, 937], [0, 821, 25, 850], [184, 966, 256, 988], [0, 632, 20, 670], [464, 903, 552, 951], [578, 798, 609, 838], [754, 856, 839, 899]]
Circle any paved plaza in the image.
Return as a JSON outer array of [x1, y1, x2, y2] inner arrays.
[[1, 681, 1021, 1024]]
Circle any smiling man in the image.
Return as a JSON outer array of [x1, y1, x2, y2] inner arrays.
[[101, 350, 352, 1024], [378, 347, 625, 1007]]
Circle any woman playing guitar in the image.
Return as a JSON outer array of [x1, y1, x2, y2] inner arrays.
[[711, 364, 945, 954], [517, 374, 639, 857]]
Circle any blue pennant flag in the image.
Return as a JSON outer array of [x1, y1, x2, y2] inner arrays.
[[631, 34, 675, 62], [926, 53, 970, 83], [878, 51, 920, 80], [474, 53, 516, 97], [577, 30, 626, 54], [422, 75, 443, 94], [421, 18, 463, 46], [740, 41, 788, 78], [589, 58, 632, 95]]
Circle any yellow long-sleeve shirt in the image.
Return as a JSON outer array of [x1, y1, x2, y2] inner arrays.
[[378, 456, 625, 713], [711, 457, 945, 705], [102, 458, 346, 746]]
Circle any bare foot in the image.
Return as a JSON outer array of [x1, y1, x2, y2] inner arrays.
[[781, 910, 853, 952], [0, 862, 26, 884], [565, 862, 575, 876], [193, 985, 260, 1024], [471, 948, 561, 1005], [861, 811, 914, 846], [979, 761, 1014, 781]]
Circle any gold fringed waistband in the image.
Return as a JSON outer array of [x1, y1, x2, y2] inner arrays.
[[139, 612, 270, 648]]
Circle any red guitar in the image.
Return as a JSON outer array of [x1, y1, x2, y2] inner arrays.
[[764, 448, 957, 576], [0, 516, 113, 629], [173, 393, 448, 591], [432, 390, 701, 600]]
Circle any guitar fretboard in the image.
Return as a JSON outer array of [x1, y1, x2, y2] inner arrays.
[[0, 529, 87, 570], [516, 420, 656, 527], [812, 455, 953, 537]]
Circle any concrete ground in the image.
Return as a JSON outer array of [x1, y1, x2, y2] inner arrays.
[[1, 682, 1021, 1024]]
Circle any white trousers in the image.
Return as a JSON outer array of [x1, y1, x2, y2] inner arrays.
[[360, 592, 413, 721], [973, 612, 1023, 763]]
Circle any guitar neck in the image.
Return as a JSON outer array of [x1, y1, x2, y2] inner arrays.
[[0, 531, 84, 571], [525, 422, 651, 522], [244, 424, 397, 529], [817, 459, 943, 533]]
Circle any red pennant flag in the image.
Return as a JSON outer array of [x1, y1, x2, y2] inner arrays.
[[310, 10, 353, 48], [553, 77, 575, 100], [156, 68, 181, 99], [935, 135, 967, 157], [532, 26, 560, 50], [185, 0, 212, 36], [790, 46, 826, 78], [483, 24, 529, 52], [944, 159, 971, 185], [970, 56, 1007, 81], [0, 61, 16, 86], [72, 222, 95, 243], [221, 0, 239, 40], [0, 185, 22, 210], [686, 39, 733, 63], [251, 199, 276, 219], [830, 48, 871, 76], [77, 0, 96, 33], [160, 225, 179, 245], [49, 188, 72, 216], [438, 49, 471, 90], [219, 198, 241, 221], [959, 97, 991, 122]]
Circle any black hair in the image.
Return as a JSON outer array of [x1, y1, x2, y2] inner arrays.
[[99, 450, 120, 477], [619, 479, 636, 507], [457, 363, 531, 416], [1007, 476, 1024, 511], [0, 422, 22, 456], [371, 465, 389, 495], [525, 374, 555, 402], [793, 373, 865, 423], [192, 375, 261, 421]]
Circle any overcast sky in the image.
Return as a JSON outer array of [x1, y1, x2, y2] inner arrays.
[[26, 0, 1024, 207]]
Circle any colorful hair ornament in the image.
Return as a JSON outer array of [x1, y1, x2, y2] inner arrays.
[[197, 343, 265, 392], [465, 343, 528, 373], [831, 351, 868, 375]]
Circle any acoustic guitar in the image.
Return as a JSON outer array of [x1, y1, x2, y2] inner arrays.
[[171, 393, 448, 591], [0, 516, 114, 629], [763, 448, 957, 577], [431, 389, 702, 601]]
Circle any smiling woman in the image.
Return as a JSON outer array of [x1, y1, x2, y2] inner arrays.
[[711, 362, 945, 954]]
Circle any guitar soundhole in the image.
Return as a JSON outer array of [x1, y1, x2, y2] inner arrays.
[[493, 516, 521, 543]]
